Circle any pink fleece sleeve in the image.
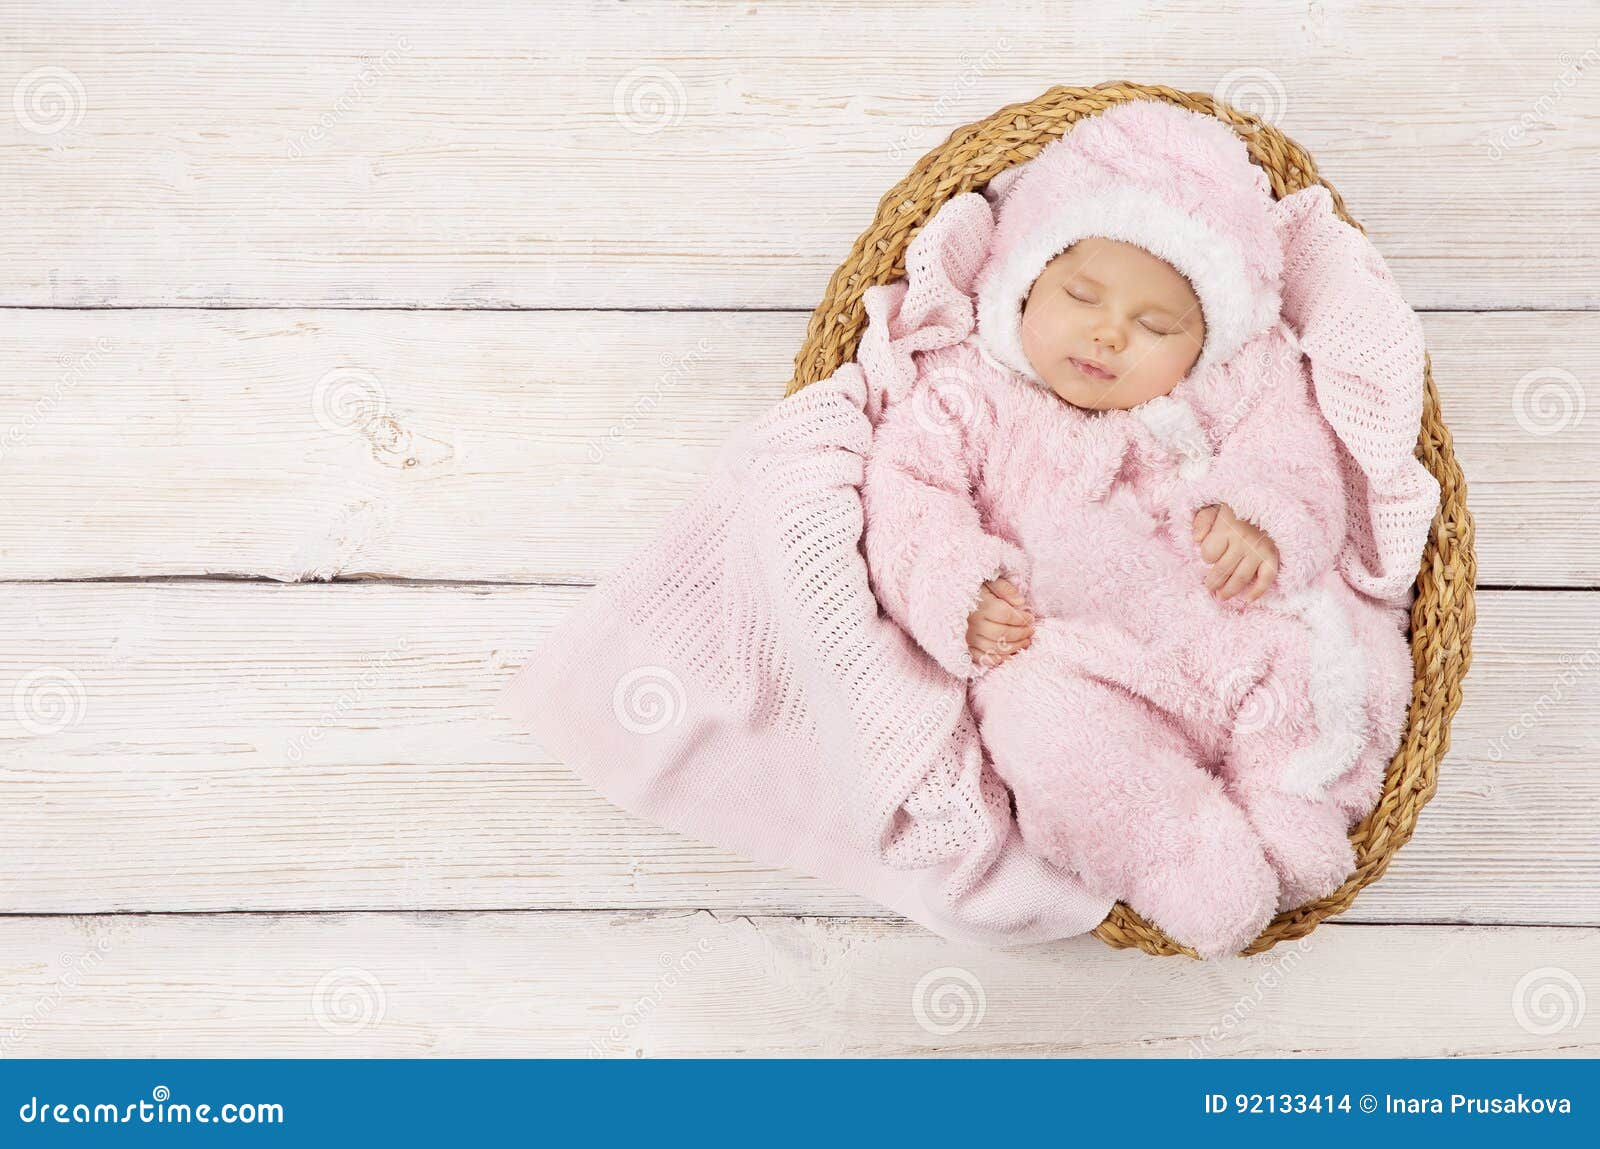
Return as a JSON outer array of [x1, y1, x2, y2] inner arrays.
[[861, 357, 1027, 680], [1179, 359, 1347, 597]]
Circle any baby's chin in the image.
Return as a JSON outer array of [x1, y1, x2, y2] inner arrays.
[[1045, 374, 1140, 412], [1042, 368, 1179, 411]]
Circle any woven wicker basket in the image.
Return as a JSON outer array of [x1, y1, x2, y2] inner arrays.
[[787, 81, 1477, 957]]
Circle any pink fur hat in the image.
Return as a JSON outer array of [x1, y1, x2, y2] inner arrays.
[[973, 99, 1284, 389]]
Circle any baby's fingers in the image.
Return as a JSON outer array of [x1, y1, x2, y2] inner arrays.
[[1204, 543, 1245, 592], [971, 613, 1034, 648], [969, 630, 1032, 668], [981, 579, 1033, 626], [1245, 554, 1279, 601], [1197, 523, 1233, 563], [984, 577, 1033, 618], [1217, 554, 1260, 600]]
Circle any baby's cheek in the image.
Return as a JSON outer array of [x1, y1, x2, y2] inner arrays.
[[1151, 356, 1191, 398], [1032, 327, 1071, 369], [1019, 299, 1069, 368]]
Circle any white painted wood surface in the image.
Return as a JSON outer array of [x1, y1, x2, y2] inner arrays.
[[3, 1, 1597, 310], [2, 0, 1596, 1057], [0, 309, 1594, 586], [2, 914, 1596, 1058], [1, 585, 1597, 927]]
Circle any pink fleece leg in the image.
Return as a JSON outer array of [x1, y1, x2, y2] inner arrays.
[[970, 622, 1279, 959], [1320, 741, 1388, 824], [1219, 598, 1413, 912], [1222, 677, 1358, 913]]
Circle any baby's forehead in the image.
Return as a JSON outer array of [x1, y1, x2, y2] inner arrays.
[[1049, 240, 1194, 297]]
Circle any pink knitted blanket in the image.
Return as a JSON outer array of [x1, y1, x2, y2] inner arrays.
[[494, 181, 1439, 945]]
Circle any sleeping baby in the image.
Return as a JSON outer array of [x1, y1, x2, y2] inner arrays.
[[860, 99, 1413, 958]]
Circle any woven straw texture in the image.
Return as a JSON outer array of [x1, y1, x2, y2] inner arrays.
[[786, 81, 1477, 957]]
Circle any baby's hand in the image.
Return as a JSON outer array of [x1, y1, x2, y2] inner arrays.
[[1192, 503, 1279, 602], [966, 577, 1034, 668]]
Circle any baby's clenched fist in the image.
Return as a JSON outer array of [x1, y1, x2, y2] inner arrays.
[[966, 577, 1034, 668], [1192, 502, 1279, 601]]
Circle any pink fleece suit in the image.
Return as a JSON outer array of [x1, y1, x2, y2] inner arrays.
[[859, 100, 1415, 958]]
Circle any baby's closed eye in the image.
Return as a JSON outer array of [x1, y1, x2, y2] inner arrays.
[[1062, 284, 1175, 336]]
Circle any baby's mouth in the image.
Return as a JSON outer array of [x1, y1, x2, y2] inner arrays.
[[1069, 356, 1117, 381]]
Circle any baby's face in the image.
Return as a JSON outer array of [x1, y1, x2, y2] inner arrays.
[[1018, 237, 1206, 411]]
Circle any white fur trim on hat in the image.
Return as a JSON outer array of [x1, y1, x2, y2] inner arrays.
[[975, 184, 1279, 389]]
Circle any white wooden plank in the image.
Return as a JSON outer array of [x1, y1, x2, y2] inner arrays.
[[0, 308, 1589, 586], [1, 584, 1593, 925], [0, 913, 1593, 1056], [2, 1, 1595, 309]]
